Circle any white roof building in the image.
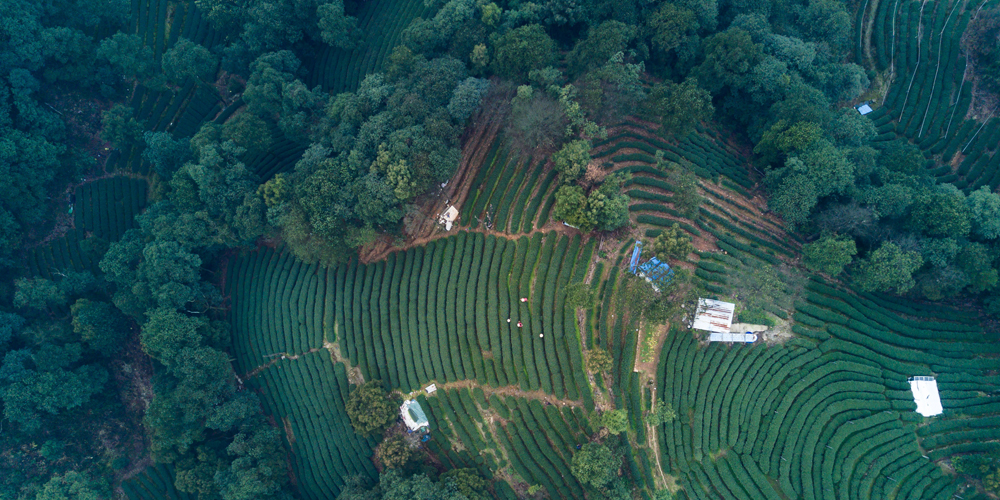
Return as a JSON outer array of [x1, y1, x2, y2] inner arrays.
[[908, 376, 943, 417], [856, 103, 873, 115], [400, 399, 429, 431], [693, 298, 736, 333], [438, 205, 459, 231]]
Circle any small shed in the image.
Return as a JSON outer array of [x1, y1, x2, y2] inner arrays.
[[438, 205, 459, 231], [709, 332, 757, 343], [856, 102, 873, 115], [400, 400, 429, 431], [908, 376, 943, 417], [692, 298, 736, 333]]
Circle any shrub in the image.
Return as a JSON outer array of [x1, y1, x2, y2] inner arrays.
[[647, 400, 677, 426], [738, 308, 775, 327], [602, 409, 629, 435]]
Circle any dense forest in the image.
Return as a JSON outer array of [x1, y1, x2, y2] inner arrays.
[[2, 0, 1000, 498]]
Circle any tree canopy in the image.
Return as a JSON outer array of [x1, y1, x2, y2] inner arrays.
[[346, 381, 397, 436]]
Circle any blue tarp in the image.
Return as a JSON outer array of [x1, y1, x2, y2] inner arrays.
[[629, 240, 642, 273], [637, 257, 674, 286]]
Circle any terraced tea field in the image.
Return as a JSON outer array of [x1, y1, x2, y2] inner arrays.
[[226, 231, 600, 497], [862, 0, 1000, 191], [219, 101, 1000, 498]]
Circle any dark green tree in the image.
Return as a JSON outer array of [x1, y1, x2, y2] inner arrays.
[[0, 344, 108, 432], [96, 33, 156, 81], [174, 444, 227, 500], [767, 171, 818, 226], [957, 242, 998, 293], [13, 278, 66, 311], [140, 307, 206, 363], [143, 132, 192, 179], [101, 104, 144, 149], [376, 435, 413, 469], [34, 471, 110, 500], [645, 78, 714, 137], [318, 0, 359, 49], [652, 224, 694, 260], [221, 113, 274, 158], [70, 299, 129, 355], [447, 77, 490, 121], [907, 186, 971, 238], [571, 443, 621, 488], [162, 38, 218, 85], [440, 469, 488, 499], [345, 381, 397, 435], [492, 24, 557, 79], [878, 140, 924, 174], [854, 242, 923, 294], [567, 21, 637, 76], [967, 186, 1000, 240], [646, 3, 698, 54], [215, 418, 290, 500], [803, 234, 857, 275], [552, 139, 592, 183], [693, 28, 764, 94]]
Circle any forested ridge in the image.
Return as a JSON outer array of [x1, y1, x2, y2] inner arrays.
[[1, 0, 1000, 498]]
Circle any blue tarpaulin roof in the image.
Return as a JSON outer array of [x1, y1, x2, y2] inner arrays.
[[629, 240, 642, 273], [637, 257, 674, 284]]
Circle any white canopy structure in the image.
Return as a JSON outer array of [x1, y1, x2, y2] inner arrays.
[[908, 376, 943, 417], [856, 103, 873, 115], [693, 298, 736, 333], [400, 400, 429, 431], [709, 332, 757, 343], [438, 206, 459, 230]]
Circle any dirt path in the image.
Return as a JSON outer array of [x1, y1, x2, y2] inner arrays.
[[240, 347, 326, 380], [241, 344, 582, 409], [425, 380, 584, 408], [359, 87, 514, 263], [362, 216, 582, 264]]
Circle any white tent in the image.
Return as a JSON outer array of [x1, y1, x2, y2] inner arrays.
[[400, 400, 429, 431], [438, 206, 459, 231], [693, 298, 736, 333], [709, 332, 757, 343], [856, 103, 873, 115], [908, 376, 943, 417]]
